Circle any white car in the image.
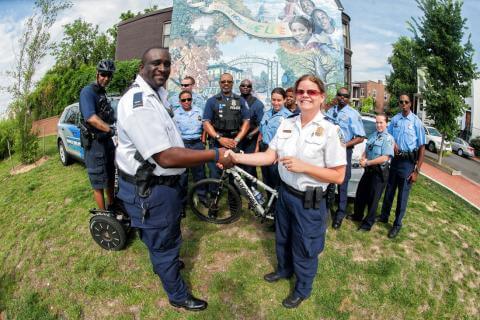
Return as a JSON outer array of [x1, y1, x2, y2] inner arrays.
[[425, 126, 452, 153], [452, 137, 475, 158]]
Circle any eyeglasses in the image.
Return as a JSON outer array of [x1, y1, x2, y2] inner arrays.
[[336, 92, 350, 98], [180, 98, 193, 102], [295, 89, 322, 96], [180, 83, 192, 87], [99, 72, 113, 78], [399, 100, 410, 105], [240, 84, 252, 88], [220, 80, 233, 84]]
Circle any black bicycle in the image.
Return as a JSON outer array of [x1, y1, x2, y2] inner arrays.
[[188, 165, 278, 224]]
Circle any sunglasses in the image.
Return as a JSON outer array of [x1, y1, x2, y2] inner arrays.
[[295, 89, 322, 96], [240, 84, 252, 88], [99, 72, 113, 78], [336, 92, 350, 98], [180, 83, 192, 87], [180, 98, 192, 102], [399, 100, 410, 105], [221, 80, 234, 84]]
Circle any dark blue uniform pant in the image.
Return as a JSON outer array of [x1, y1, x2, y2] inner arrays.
[[207, 140, 222, 180], [84, 138, 115, 189], [275, 184, 327, 299], [379, 158, 415, 227], [353, 169, 388, 228], [117, 177, 188, 302], [261, 164, 280, 189], [336, 147, 353, 219], [179, 141, 206, 207]]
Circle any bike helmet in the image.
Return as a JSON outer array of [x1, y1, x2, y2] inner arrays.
[[97, 59, 116, 73]]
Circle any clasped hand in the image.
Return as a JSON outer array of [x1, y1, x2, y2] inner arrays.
[[216, 148, 235, 170]]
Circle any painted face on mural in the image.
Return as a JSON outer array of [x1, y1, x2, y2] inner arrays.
[[290, 22, 311, 45], [300, 0, 315, 15], [312, 9, 332, 32]]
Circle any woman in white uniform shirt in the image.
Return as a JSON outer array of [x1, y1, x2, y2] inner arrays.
[[226, 74, 346, 308]]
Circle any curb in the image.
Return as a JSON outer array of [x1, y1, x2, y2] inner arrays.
[[423, 156, 461, 175]]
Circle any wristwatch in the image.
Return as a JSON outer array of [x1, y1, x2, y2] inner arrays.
[[234, 137, 241, 143], [215, 134, 221, 140]]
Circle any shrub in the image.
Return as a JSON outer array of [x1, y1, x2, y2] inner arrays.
[[470, 136, 480, 156], [0, 118, 17, 160]]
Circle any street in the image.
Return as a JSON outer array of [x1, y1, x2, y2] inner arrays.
[[425, 150, 480, 184]]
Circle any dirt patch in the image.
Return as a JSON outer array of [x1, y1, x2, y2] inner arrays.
[[10, 156, 48, 175]]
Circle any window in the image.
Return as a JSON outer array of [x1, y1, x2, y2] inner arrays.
[[384, 93, 388, 101], [343, 23, 350, 49], [360, 88, 365, 97], [163, 22, 171, 48], [65, 108, 78, 125], [372, 89, 377, 99]]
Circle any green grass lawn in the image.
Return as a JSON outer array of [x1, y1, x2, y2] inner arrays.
[[0, 135, 479, 319]]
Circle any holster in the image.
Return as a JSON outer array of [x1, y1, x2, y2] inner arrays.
[[134, 152, 156, 198], [79, 125, 93, 150]]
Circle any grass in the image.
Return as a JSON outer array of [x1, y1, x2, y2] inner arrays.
[[0, 135, 479, 319]]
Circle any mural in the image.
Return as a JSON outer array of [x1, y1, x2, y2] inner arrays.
[[169, 0, 344, 104]]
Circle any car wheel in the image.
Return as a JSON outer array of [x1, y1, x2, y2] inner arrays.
[[58, 140, 72, 166], [457, 149, 463, 157], [428, 141, 436, 153]]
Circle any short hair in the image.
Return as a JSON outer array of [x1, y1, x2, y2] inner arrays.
[[183, 76, 195, 85], [376, 112, 388, 122], [294, 74, 325, 94], [337, 86, 350, 94], [289, 16, 312, 31], [141, 46, 169, 65], [271, 87, 287, 98], [286, 87, 294, 94], [220, 72, 233, 80], [178, 90, 192, 99], [398, 92, 412, 102]]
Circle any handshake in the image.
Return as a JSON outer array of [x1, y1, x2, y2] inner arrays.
[[216, 148, 240, 170]]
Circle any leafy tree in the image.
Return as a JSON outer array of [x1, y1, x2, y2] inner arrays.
[[410, 0, 477, 164], [360, 96, 374, 113], [6, 0, 71, 164], [386, 36, 420, 112]]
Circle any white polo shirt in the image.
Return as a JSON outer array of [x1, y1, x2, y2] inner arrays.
[[269, 111, 346, 191], [115, 75, 185, 176]]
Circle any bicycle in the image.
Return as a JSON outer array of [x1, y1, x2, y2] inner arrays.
[[187, 165, 278, 224]]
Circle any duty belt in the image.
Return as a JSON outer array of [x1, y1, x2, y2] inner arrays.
[[183, 138, 201, 144], [395, 149, 418, 160], [281, 181, 326, 209], [118, 169, 180, 187]]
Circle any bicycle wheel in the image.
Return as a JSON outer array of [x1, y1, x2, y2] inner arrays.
[[188, 178, 242, 224]]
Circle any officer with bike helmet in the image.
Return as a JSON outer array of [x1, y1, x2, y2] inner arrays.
[[79, 59, 116, 211]]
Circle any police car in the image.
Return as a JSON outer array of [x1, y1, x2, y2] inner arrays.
[[348, 115, 376, 198], [57, 96, 120, 165]]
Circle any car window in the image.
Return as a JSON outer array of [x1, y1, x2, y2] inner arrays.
[[454, 138, 462, 144], [60, 108, 72, 123], [362, 119, 376, 136], [427, 127, 441, 137], [65, 108, 77, 125]]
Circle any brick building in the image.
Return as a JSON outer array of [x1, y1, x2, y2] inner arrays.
[[351, 80, 390, 113]]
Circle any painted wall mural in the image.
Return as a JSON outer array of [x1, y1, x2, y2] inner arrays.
[[169, 0, 344, 104]]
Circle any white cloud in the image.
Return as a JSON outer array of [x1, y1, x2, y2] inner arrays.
[[351, 42, 392, 82]]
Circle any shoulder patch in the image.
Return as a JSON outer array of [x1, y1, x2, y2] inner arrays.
[[133, 92, 143, 109], [337, 127, 346, 147]]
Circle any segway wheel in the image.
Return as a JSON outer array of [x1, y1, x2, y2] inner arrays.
[[90, 214, 127, 251]]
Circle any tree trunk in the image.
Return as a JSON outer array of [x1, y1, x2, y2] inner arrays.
[[437, 135, 445, 165]]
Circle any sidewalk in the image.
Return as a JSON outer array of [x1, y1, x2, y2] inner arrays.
[[421, 162, 480, 211]]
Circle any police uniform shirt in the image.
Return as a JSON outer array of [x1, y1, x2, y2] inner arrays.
[[326, 104, 366, 142], [246, 97, 265, 128], [388, 112, 426, 152], [269, 111, 347, 191], [79, 83, 109, 133], [202, 94, 250, 122], [365, 130, 395, 161], [259, 106, 292, 145], [173, 106, 203, 140], [116, 75, 185, 176], [169, 92, 206, 112]]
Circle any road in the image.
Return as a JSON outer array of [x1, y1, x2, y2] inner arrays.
[[425, 150, 480, 184]]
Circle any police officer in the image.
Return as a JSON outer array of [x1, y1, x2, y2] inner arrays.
[[203, 73, 250, 179], [115, 47, 233, 311], [79, 59, 116, 211], [169, 76, 206, 112], [285, 87, 300, 115], [226, 75, 346, 308], [173, 90, 207, 216], [239, 79, 264, 182], [326, 87, 366, 229], [257, 87, 292, 189], [377, 94, 426, 238], [351, 113, 394, 231]]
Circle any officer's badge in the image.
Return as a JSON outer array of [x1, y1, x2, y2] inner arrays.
[[337, 127, 346, 147], [231, 100, 237, 107], [133, 92, 143, 109], [314, 126, 324, 137]]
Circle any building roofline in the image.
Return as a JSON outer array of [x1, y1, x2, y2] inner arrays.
[[117, 7, 173, 27]]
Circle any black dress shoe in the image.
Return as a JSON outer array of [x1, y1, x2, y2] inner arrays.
[[358, 225, 371, 232], [332, 219, 342, 229], [376, 216, 388, 223], [179, 260, 185, 270], [169, 294, 208, 311], [282, 295, 304, 308], [388, 226, 401, 238], [264, 272, 288, 283], [346, 215, 363, 222]]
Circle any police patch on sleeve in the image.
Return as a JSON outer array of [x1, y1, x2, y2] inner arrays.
[[133, 92, 143, 109], [337, 127, 346, 147]]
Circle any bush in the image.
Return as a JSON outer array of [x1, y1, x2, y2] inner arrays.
[[0, 119, 17, 160], [470, 136, 480, 156], [15, 109, 39, 164]]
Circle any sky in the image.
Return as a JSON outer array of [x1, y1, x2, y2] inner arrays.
[[0, 0, 479, 117]]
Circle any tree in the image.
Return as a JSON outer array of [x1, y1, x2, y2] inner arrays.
[[6, 0, 71, 163], [360, 96, 374, 113], [410, 0, 477, 164], [386, 36, 420, 113]]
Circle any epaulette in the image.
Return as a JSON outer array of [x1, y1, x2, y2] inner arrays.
[[287, 114, 299, 119], [133, 92, 143, 109], [324, 115, 335, 124]]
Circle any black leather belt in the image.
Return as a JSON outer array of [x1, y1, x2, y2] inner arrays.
[[281, 181, 326, 209], [118, 169, 180, 187], [183, 138, 201, 144]]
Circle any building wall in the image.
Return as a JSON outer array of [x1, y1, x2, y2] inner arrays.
[[351, 80, 389, 112], [466, 79, 480, 139]]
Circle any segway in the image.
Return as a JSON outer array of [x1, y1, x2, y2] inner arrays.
[[89, 204, 131, 251]]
